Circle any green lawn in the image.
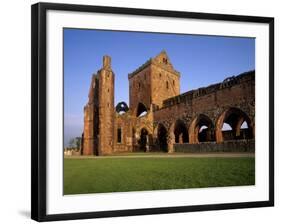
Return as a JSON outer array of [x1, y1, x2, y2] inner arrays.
[[64, 156, 255, 195]]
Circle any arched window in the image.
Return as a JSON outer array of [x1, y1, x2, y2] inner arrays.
[[174, 120, 189, 143], [116, 102, 129, 115], [166, 81, 169, 89], [136, 102, 148, 117], [216, 107, 253, 142]]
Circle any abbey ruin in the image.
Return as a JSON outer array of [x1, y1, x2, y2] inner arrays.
[[81, 51, 255, 155]]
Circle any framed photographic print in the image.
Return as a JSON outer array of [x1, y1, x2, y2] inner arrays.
[[31, 2, 274, 222]]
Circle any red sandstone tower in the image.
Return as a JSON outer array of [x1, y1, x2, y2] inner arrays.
[[128, 50, 180, 116], [98, 56, 115, 155], [82, 56, 114, 155]]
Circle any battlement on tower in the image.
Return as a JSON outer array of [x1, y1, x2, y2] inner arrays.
[[128, 50, 180, 79]]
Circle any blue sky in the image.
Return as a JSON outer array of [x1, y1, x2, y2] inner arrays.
[[64, 28, 255, 147]]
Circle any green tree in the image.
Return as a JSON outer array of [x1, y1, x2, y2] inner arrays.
[[75, 137, 82, 151], [69, 137, 82, 151], [68, 138, 76, 149]]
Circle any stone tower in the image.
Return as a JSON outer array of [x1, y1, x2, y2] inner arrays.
[[82, 56, 115, 155], [128, 50, 180, 116], [98, 56, 115, 155]]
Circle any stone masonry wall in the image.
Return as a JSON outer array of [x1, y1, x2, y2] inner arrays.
[[153, 71, 255, 135], [174, 139, 255, 153]]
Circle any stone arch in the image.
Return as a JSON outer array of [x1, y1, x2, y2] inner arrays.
[[136, 123, 153, 137], [189, 114, 215, 143], [156, 123, 168, 152], [215, 107, 254, 143], [173, 119, 189, 143], [136, 102, 148, 117], [166, 119, 188, 153], [139, 128, 149, 151], [135, 124, 153, 151]]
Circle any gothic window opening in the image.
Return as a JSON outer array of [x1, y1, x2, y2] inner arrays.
[[166, 81, 169, 89], [136, 102, 148, 117], [116, 102, 129, 115]]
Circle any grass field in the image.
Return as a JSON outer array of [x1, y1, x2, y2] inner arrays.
[[64, 156, 255, 195]]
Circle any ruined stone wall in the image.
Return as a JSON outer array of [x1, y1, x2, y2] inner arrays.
[[83, 104, 94, 155], [153, 71, 255, 144], [114, 112, 133, 152], [113, 71, 255, 153], [113, 108, 154, 153], [174, 139, 255, 153], [82, 74, 99, 155], [154, 72, 254, 121]]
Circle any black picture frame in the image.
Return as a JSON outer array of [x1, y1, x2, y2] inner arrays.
[[31, 2, 274, 222]]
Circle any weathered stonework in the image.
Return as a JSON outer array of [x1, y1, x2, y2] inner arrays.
[[82, 56, 114, 155], [82, 51, 255, 155]]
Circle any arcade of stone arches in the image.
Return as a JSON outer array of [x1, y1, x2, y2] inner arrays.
[[134, 107, 254, 152]]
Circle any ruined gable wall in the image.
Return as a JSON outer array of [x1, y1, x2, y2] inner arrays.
[[82, 75, 99, 155], [113, 108, 154, 153]]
